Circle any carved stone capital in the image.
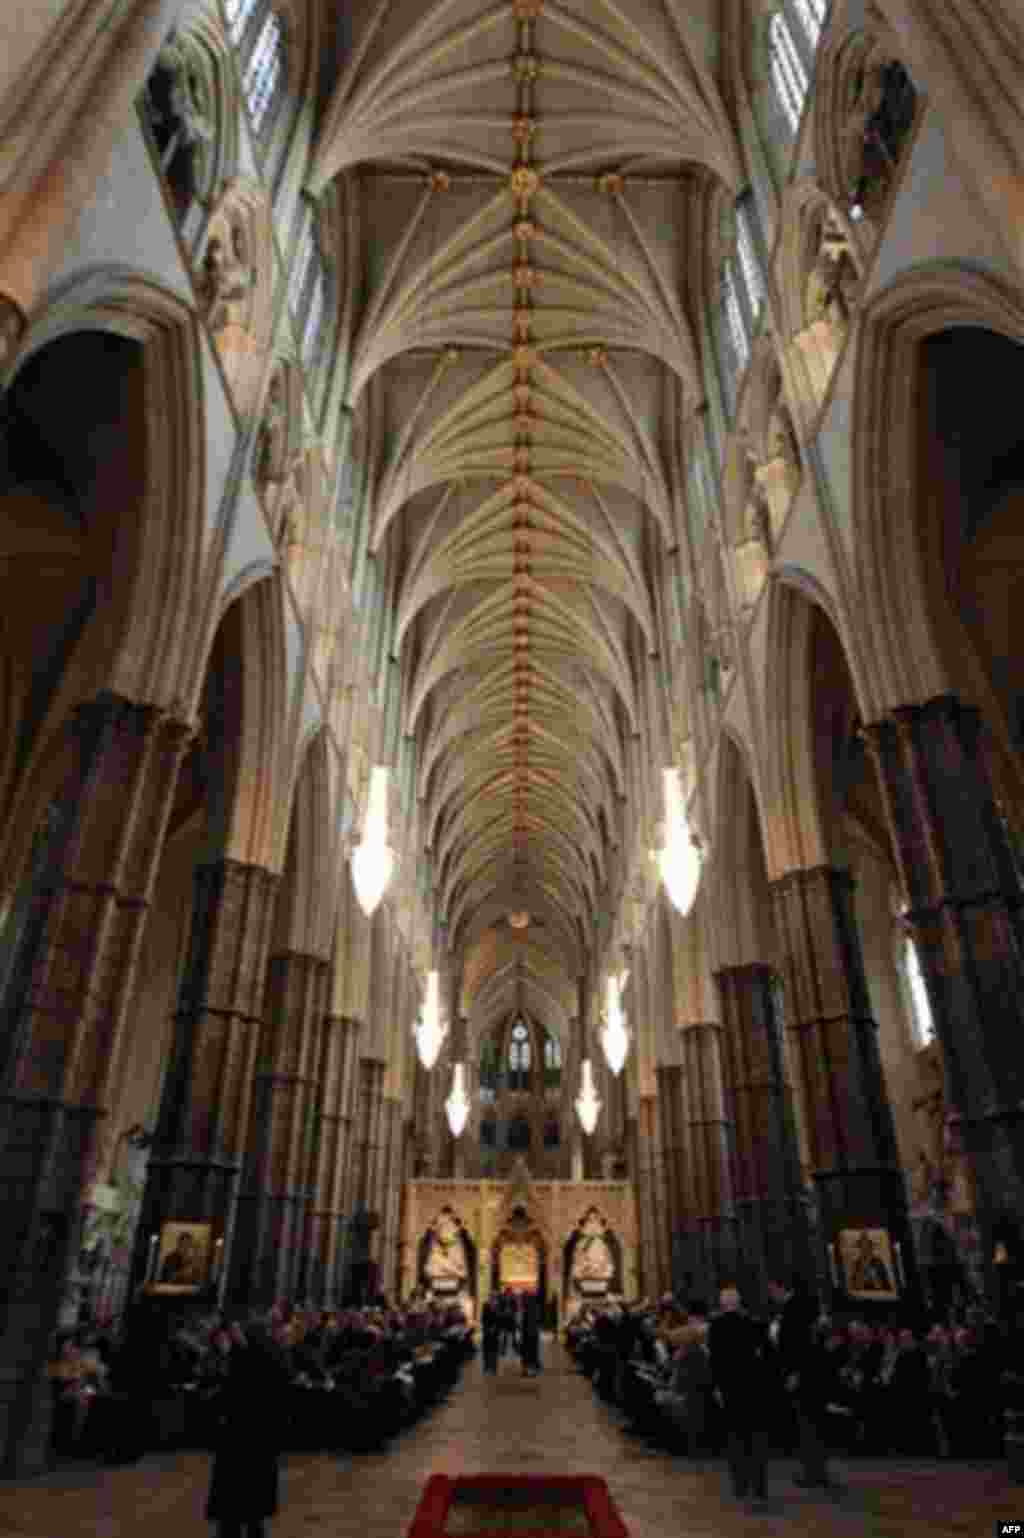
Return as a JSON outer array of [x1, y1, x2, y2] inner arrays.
[[0, 295, 27, 372]]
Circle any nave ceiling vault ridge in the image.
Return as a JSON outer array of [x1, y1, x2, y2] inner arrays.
[[312, 0, 737, 1023]]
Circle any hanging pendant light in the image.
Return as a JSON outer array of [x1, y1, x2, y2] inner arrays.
[[575, 1057, 602, 1135], [413, 969, 447, 1070], [600, 973, 630, 1076], [351, 765, 395, 917], [657, 766, 704, 916], [445, 1061, 470, 1138]]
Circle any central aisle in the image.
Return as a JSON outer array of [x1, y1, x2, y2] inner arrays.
[[0, 1342, 1016, 1538]]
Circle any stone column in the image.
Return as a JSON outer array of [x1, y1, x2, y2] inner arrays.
[[228, 951, 328, 1306], [771, 865, 918, 1305], [352, 1057, 384, 1300], [865, 699, 1024, 1273], [625, 1115, 646, 1291], [333, 1020, 364, 1301], [656, 1064, 685, 1290], [680, 1022, 737, 1302], [638, 1092, 670, 1296], [378, 1098, 403, 1299], [714, 964, 813, 1303], [306, 1013, 359, 1308], [0, 692, 191, 1475], [0, 0, 187, 323], [137, 859, 278, 1290]]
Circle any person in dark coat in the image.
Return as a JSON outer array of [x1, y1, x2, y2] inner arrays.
[[499, 1291, 517, 1357], [768, 1276, 836, 1490], [206, 1322, 292, 1538], [520, 1290, 542, 1375], [708, 1286, 775, 1503], [481, 1296, 502, 1375]]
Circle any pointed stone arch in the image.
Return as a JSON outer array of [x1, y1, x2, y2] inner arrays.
[[0, 278, 206, 878], [851, 263, 1024, 720], [273, 727, 335, 959], [202, 570, 290, 870], [762, 570, 854, 878], [712, 726, 776, 968]]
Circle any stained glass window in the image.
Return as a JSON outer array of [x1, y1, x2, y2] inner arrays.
[[224, 0, 260, 46], [242, 11, 284, 135], [770, 12, 810, 135]]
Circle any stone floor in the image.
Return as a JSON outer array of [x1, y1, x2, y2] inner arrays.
[[0, 1345, 1019, 1538]]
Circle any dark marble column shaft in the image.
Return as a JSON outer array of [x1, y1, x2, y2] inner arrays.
[[771, 865, 917, 1305], [0, 693, 191, 1475]]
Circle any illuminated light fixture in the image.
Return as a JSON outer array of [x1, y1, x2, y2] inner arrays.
[[657, 766, 704, 916], [600, 973, 630, 1076], [351, 765, 395, 917], [509, 910, 530, 930], [575, 1057, 602, 1135], [445, 1061, 471, 1138], [413, 969, 447, 1071]]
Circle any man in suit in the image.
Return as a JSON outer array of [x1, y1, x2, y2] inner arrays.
[[708, 1285, 774, 1505], [481, 1295, 502, 1375], [767, 1276, 839, 1491]]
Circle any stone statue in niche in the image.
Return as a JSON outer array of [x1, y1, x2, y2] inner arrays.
[[272, 453, 306, 549], [423, 1207, 470, 1286], [146, 38, 214, 216], [766, 402, 801, 477], [199, 224, 254, 333], [573, 1209, 615, 1284], [255, 372, 290, 490], [0, 297, 25, 371], [747, 479, 773, 558], [843, 50, 917, 223], [806, 219, 860, 339]]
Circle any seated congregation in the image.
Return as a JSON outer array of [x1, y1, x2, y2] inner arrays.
[[566, 1282, 1013, 1477], [48, 1298, 475, 1466]]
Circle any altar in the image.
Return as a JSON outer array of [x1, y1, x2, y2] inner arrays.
[[400, 1173, 638, 1315]]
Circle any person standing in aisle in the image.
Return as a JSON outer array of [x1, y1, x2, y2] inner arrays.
[[708, 1286, 775, 1506], [481, 1295, 502, 1375]]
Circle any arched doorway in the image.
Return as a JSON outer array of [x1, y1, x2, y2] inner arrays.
[[491, 1206, 547, 1301]]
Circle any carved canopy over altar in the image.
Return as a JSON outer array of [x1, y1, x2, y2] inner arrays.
[[401, 1177, 639, 1315]]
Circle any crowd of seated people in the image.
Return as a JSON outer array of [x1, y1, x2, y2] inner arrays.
[[48, 1294, 475, 1464], [567, 1291, 1016, 1465]]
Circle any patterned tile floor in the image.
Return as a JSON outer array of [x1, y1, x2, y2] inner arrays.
[[0, 1344, 1019, 1538]]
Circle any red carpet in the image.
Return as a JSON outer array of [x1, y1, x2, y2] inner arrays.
[[408, 1475, 629, 1538]]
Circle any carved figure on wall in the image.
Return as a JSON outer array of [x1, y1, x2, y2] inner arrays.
[[255, 372, 290, 490], [747, 480, 773, 558], [199, 224, 254, 333], [0, 297, 26, 372], [422, 1206, 470, 1286], [806, 222, 860, 339], [843, 51, 917, 222], [575, 1208, 615, 1282], [766, 402, 801, 477], [274, 458, 304, 548], [146, 38, 214, 215], [563, 1207, 622, 1303]]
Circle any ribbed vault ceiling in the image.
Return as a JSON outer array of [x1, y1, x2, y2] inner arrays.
[[315, 0, 737, 1037]]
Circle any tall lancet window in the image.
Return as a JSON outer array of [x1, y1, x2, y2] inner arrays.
[[243, 10, 285, 136], [544, 1034, 562, 1089], [224, 0, 261, 46], [894, 900, 937, 1049], [792, 0, 828, 50], [290, 201, 330, 378], [717, 192, 765, 419], [508, 1020, 531, 1091], [769, 11, 811, 136]]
